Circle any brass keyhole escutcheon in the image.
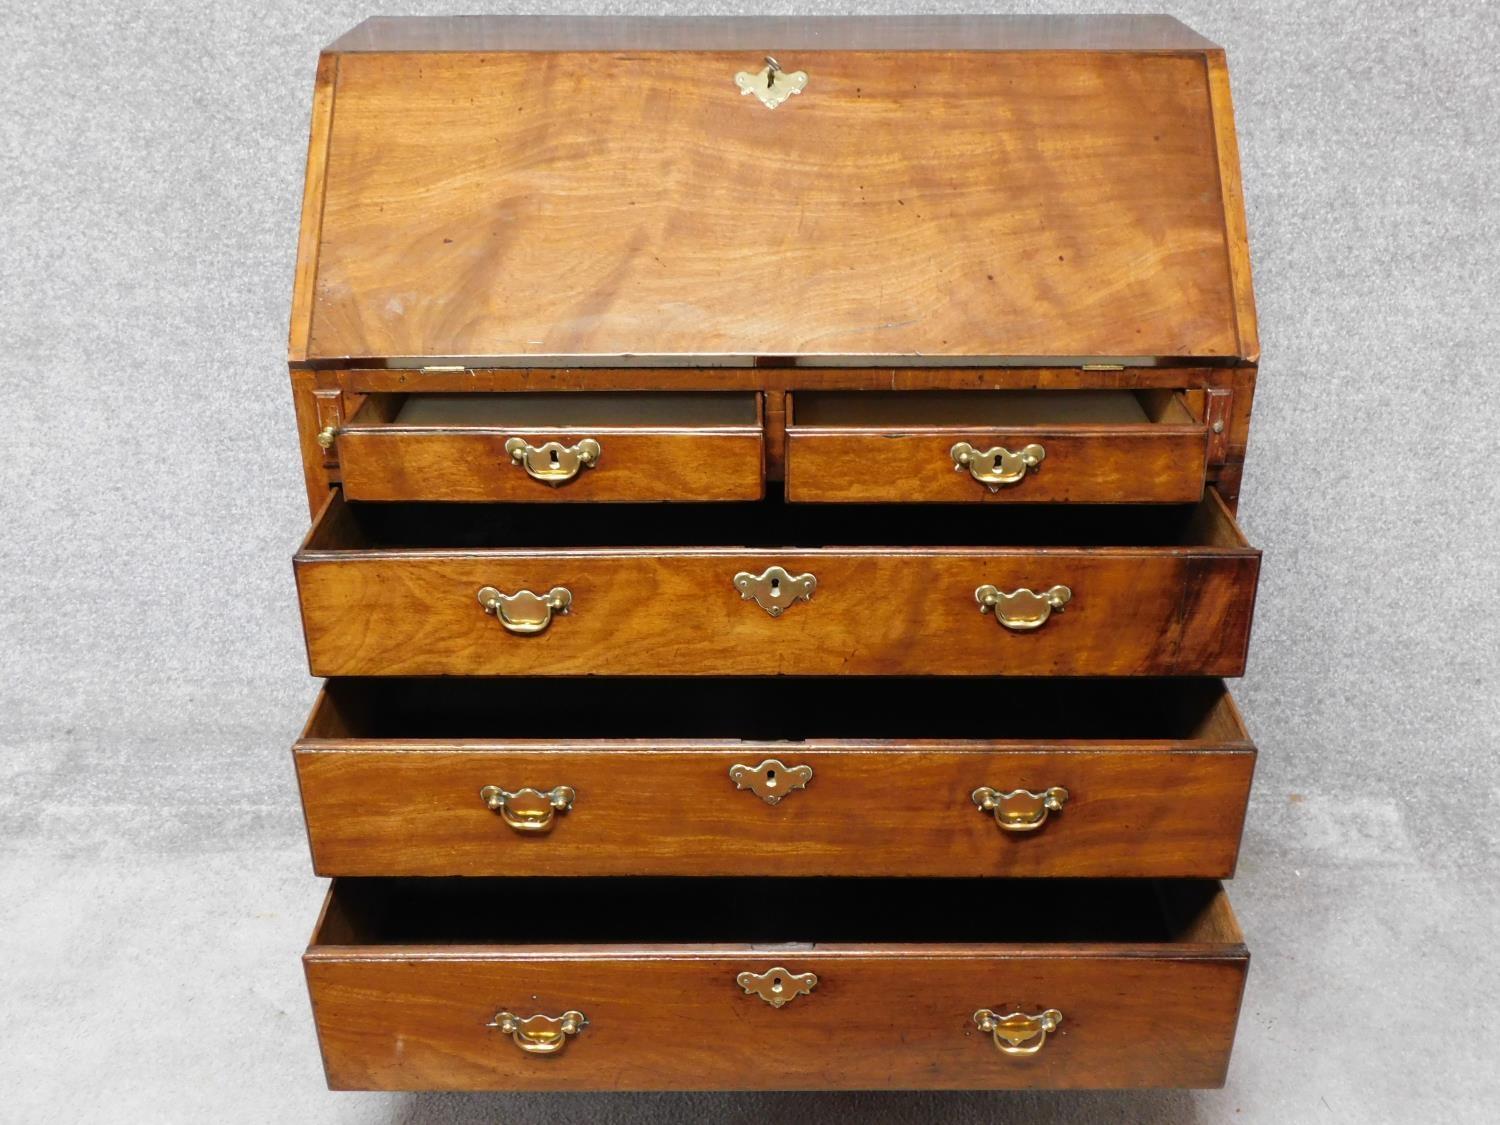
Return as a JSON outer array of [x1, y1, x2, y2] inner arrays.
[[973, 1008, 1063, 1056], [737, 966, 818, 1008], [729, 758, 813, 805], [734, 56, 808, 109], [975, 585, 1071, 632], [734, 566, 817, 617], [972, 786, 1069, 832]]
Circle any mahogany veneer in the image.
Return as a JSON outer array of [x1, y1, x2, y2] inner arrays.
[[284, 15, 1263, 1094]]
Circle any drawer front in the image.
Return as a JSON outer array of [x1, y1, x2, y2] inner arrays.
[[297, 549, 1257, 677], [304, 880, 1248, 1092], [296, 743, 1254, 879], [308, 953, 1244, 1091], [336, 393, 764, 502], [785, 391, 1209, 504]]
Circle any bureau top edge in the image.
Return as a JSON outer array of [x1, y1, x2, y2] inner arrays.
[[288, 356, 1257, 373], [325, 16, 1223, 55]]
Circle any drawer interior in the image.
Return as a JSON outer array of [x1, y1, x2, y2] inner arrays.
[[349, 392, 761, 430], [306, 677, 1245, 742], [791, 389, 1195, 428], [313, 877, 1238, 947], [306, 487, 1248, 550]]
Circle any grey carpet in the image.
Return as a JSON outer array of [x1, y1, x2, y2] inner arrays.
[[2, 1, 1497, 1120]]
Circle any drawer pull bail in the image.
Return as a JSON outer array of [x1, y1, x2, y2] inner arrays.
[[951, 442, 1046, 491], [971, 786, 1069, 832], [973, 1008, 1063, 1056], [504, 437, 601, 485], [477, 585, 573, 635], [975, 585, 1071, 632], [487, 1009, 587, 1054], [733, 566, 817, 617], [729, 758, 813, 805], [737, 966, 818, 1008], [480, 785, 576, 833]]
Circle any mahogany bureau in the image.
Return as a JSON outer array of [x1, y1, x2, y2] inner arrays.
[[286, 15, 1261, 1092]]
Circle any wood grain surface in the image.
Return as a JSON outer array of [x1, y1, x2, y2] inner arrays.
[[336, 393, 764, 502], [296, 741, 1254, 879], [299, 48, 1245, 362], [785, 390, 1208, 503], [293, 491, 1259, 677], [303, 879, 1247, 1090]]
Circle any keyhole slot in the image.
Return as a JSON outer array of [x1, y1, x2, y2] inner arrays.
[[549, 448, 560, 467]]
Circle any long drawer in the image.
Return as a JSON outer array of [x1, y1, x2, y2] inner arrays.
[[295, 678, 1254, 878], [305, 877, 1248, 1091], [294, 488, 1259, 676]]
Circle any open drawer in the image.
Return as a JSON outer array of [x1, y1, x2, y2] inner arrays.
[[294, 488, 1260, 677], [305, 877, 1248, 1091], [785, 390, 1208, 503], [333, 392, 764, 502], [296, 677, 1254, 879]]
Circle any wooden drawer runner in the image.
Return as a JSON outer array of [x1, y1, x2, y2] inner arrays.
[[786, 390, 1209, 503], [305, 877, 1248, 1091], [296, 678, 1254, 879], [336, 392, 764, 502], [295, 488, 1259, 677]]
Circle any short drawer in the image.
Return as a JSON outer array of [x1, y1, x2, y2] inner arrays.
[[305, 877, 1248, 1091], [334, 392, 764, 501], [294, 488, 1259, 676], [785, 390, 1208, 503], [295, 678, 1254, 878]]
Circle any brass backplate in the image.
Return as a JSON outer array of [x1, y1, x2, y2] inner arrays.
[[734, 58, 807, 108], [488, 1009, 587, 1054], [737, 967, 817, 1008], [729, 759, 813, 805], [733, 566, 817, 617], [971, 786, 1069, 832], [975, 584, 1071, 631], [973, 1008, 1063, 1056], [480, 784, 576, 833]]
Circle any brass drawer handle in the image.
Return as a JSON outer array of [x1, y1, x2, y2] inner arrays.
[[737, 966, 817, 1008], [505, 437, 601, 484], [487, 1010, 587, 1054], [973, 1008, 1063, 1056], [734, 566, 817, 617], [951, 442, 1045, 491], [729, 758, 813, 805], [477, 585, 572, 635], [972, 786, 1069, 832], [975, 584, 1071, 631], [480, 785, 576, 833]]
